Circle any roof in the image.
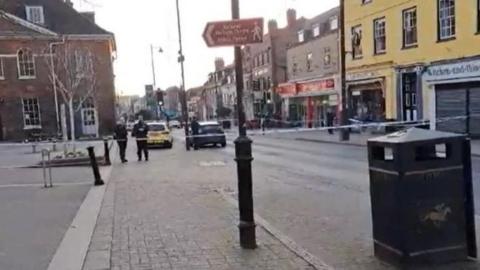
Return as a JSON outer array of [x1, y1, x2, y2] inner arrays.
[[0, 11, 58, 38], [368, 128, 465, 144], [1, 0, 112, 35]]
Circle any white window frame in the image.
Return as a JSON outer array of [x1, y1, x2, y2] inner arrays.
[[25, 6, 45, 25], [17, 48, 36, 79], [330, 16, 339, 30], [312, 23, 320, 37], [352, 25, 363, 59], [438, 0, 455, 40], [0, 58, 4, 80], [22, 98, 42, 129], [403, 7, 418, 47], [298, 30, 305, 43], [374, 18, 386, 54], [306, 52, 313, 71]]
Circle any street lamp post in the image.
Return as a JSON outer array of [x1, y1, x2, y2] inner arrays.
[[176, 0, 190, 151], [150, 45, 163, 88], [232, 0, 257, 249], [339, 0, 350, 141]]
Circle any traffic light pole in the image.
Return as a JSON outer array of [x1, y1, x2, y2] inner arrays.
[[339, 0, 350, 141], [232, 0, 256, 249], [176, 0, 190, 151]]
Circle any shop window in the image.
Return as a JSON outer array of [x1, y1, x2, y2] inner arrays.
[[403, 7, 417, 48], [374, 17, 386, 54], [22, 98, 41, 128], [351, 25, 363, 59], [438, 0, 455, 40], [306, 52, 313, 71]]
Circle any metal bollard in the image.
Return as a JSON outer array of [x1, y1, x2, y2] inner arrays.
[[32, 143, 38, 154], [41, 149, 53, 188], [103, 138, 111, 166], [87, 146, 104, 186], [52, 140, 57, 152]]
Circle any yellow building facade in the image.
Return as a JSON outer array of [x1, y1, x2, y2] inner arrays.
[[345, 0, 480, 136]]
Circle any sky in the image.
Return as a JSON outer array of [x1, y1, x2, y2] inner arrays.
[[74, 0, 339, 96]]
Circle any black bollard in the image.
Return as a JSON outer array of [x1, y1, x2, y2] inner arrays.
[[103, 138, 111, 166], [87, 146, 104, 186]]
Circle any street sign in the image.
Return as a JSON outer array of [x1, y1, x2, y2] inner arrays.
[[203, 18, 264, 47]]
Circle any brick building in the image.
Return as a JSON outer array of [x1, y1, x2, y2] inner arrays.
[[243, 9, 306, 118], [278, 7, 340, 127], [0, 0, 116, 141]]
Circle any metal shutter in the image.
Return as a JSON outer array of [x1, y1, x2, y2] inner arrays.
[[469, 88, 480, 137], [436, 88, 467, 134]]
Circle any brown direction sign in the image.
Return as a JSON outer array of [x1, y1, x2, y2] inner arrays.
[[203, 18, 264, 47]]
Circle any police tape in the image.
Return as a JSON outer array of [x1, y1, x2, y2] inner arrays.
[[183, 113, 479, 139]]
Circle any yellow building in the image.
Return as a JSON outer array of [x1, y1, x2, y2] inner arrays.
[[345, 0, 480, 136]]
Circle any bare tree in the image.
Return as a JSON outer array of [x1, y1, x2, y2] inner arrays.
[[44, 42, 98, 142]]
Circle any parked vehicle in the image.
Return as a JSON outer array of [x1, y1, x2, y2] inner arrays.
[[189, 121, 226, 149], [147, 122, 173, 149], [169, 120, 181, 128]]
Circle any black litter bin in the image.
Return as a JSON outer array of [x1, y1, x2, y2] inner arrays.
[[367, 128, 476, 265]]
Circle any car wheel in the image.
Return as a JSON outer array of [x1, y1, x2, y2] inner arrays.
[[221, 142, 226, 148], [166, 143, 173, 149]]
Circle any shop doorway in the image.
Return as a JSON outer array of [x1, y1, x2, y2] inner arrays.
[[350, 88, 385, 122], [402, 73, 418, 121]]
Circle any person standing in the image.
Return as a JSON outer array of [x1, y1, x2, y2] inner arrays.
[[114, 118, 128, 163], [190, 117, 200, 150], [132, 116, 150, 161], [326, 108, 335, 135]]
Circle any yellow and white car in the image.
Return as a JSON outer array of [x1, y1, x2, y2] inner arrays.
[[147, 122, 173, 149]]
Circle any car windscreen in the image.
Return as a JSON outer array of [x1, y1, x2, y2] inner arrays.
[[149, 124, 166, 132], [200, 125, 223, 133]]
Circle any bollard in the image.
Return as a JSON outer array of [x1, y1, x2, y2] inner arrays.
[[103, 138, 111, 166], [87, 146, 104, 186], [52, 139, 57, 152], [41, 149, 53, 188], [47, 150, 53, 187], [41, 149, 48, 188], [32, 143, 38, 154]]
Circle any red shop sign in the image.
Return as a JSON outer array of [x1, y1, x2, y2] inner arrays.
[[297, 78, 335, 94], [276, 83, 297, 97]]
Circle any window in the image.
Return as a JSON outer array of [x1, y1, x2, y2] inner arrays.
[[298, 30, 305, 42], [25, 6, 45, 25], [477, 0, 480, 32], [374, 18, 386, 54], [266, 77, 271, 90], [260, 53, 264, 66], [324, 47, 331, 66], [403, 8, 417, 47], [0, 58, 4, 80], [438, 0, 455, 40], [306, 52, 313, 71], [330, 16, 338, 30], [266, 51, 270, 63], [351, 25, 363, 59], [292, 56, 298, 75], [22, 98, 41, 128], [17, 48, 36, 79], [312, 23, 320, 37]]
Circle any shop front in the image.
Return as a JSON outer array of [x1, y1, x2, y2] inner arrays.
[[277, 77, 338, 128], [424, 57, 480, 137], [347, 71, 387, 122]]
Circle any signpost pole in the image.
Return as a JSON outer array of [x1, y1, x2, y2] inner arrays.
[[176, 0, 190, 151], [231, 0, 257, 249], [339, 0, 350, 141]]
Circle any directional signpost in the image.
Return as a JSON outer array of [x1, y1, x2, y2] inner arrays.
[[203, 18, 264, 47], [203, 11, 264, 249]]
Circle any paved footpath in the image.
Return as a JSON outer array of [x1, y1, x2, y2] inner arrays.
[[82, 143, 315, 270]]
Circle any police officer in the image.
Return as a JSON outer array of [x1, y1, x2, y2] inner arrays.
[[114, 117, 128, 163], [190, 116, 200, 150], [132, 116, 150, 161]]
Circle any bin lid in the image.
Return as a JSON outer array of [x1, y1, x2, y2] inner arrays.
[[368, 128, 465, 144]]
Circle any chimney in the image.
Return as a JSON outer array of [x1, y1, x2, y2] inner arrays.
[[65, 0, 73, 7], [287, 9, 297, 28], [214, 57, 225, 71], [81, 12, 95, 23], [268, 20, 278, 34]]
